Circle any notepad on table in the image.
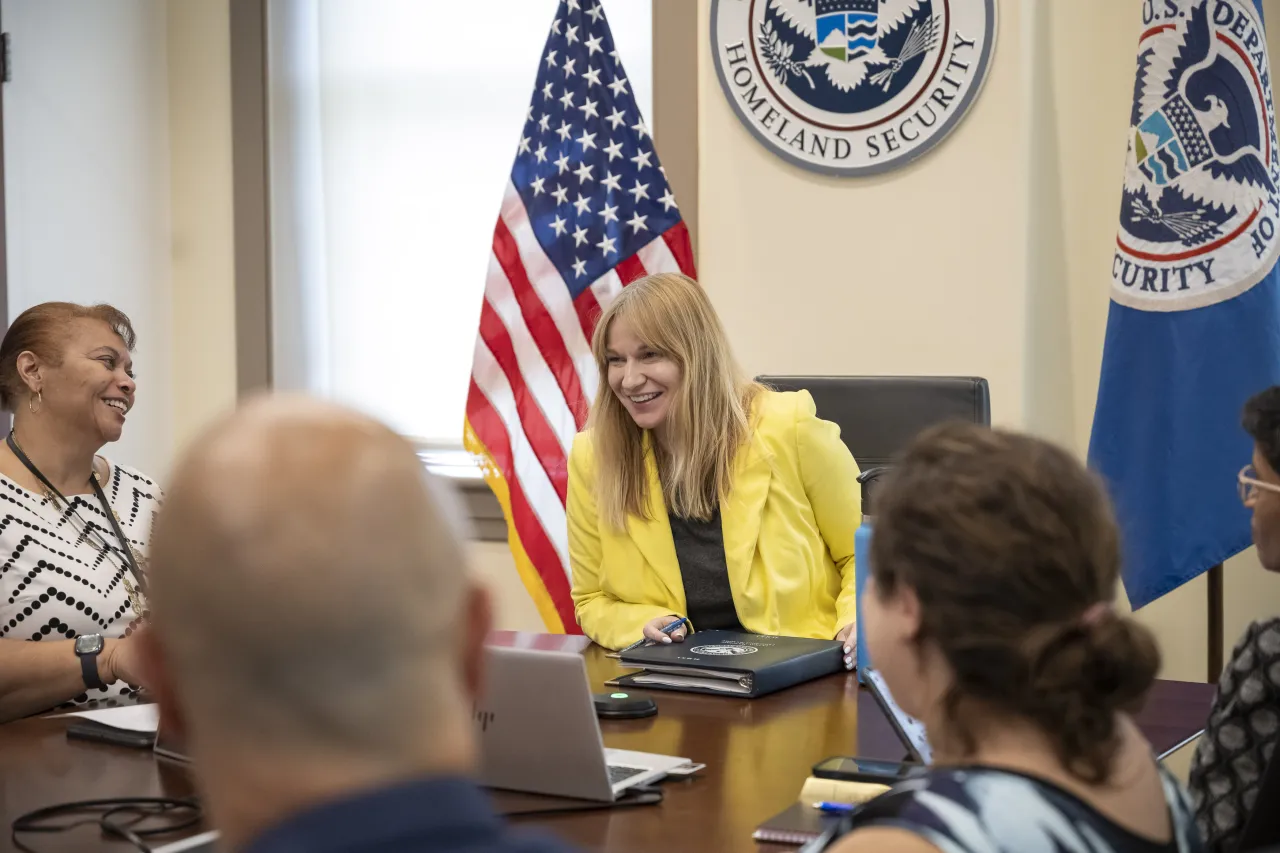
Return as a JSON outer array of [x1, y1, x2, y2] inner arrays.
[[752, 777, 890, 846], [57, 703, 160, 733]]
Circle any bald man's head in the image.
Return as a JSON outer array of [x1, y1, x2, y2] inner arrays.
[[145, 395, 488, 761]]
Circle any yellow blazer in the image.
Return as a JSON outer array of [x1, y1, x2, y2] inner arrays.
[[567, 390, 862, 650]]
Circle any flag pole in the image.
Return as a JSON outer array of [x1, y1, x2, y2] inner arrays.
[[1208, 563, 1224, 683]]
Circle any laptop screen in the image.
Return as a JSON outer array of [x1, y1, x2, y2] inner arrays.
[[865, 667, 932, 764]]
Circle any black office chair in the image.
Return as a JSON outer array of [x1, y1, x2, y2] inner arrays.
[[756, 375, 992, 469]]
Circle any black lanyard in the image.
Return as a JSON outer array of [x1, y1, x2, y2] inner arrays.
[[5, 431, 146, 593]]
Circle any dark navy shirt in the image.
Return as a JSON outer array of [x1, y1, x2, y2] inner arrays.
[[243, 776, 576, 853]]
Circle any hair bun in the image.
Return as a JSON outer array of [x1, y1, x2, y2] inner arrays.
[[1021, 611, 1161, 781]]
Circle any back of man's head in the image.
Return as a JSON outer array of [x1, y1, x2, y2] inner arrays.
[[144, 394, 486, 769]]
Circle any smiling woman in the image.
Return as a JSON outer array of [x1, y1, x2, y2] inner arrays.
[[567, 274, 863, 653], [0, 302, 162, 723]]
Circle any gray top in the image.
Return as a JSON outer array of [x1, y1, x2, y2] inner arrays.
[[669, 507, 743, 633], [1188, 616, 1280, 852]]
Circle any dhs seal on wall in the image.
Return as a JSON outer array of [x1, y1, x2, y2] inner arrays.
[[1113, 0, 1280, 311], [710, 0, 997, 176]]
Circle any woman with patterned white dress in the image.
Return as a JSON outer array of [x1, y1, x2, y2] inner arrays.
[[0, 302, 161, 722]]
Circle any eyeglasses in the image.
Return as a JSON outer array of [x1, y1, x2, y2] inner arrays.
[[1238, 464, 1280, 504]]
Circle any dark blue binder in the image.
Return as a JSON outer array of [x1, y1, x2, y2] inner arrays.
[[610, 630, 844, 698]]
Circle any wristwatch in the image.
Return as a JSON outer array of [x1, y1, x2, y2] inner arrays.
[[74, 633, 107, 690]]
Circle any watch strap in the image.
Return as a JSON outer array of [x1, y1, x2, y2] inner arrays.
[[78, 644, 107, 691]]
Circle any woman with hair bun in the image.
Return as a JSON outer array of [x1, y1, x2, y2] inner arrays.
[[831, 423, 1205, 853]]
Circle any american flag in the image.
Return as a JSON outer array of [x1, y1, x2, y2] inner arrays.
[[463, 0, 695, 633]]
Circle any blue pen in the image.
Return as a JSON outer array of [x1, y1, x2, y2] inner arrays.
[[812, 801, 857, 814], [617, 617, 689, 653]]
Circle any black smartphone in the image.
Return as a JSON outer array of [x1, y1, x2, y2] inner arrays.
[[812, 755, 927, 784], [66, 720, 156, 749]]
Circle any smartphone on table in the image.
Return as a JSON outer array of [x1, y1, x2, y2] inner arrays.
[[811, 755, 927, 785], [66, 719, 156, 749]]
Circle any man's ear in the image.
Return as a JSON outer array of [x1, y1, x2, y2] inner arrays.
[[461, 582, 493, 702]]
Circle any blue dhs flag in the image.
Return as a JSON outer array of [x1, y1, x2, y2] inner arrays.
[[1089, 0, 1280, 608]]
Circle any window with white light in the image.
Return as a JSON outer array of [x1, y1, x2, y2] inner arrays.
[[267, 0, 653, 448]]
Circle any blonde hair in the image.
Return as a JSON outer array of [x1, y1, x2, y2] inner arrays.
[[588, 273, 763, 529]]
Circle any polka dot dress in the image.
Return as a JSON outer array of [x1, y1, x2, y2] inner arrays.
[[1188, 617, 1280, 852], [0, 461, 161, 709]]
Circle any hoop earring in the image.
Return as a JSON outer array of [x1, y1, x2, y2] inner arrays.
[[27, 391, 41, 415]]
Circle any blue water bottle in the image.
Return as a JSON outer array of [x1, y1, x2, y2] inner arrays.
[[854, 467, 888, 683]]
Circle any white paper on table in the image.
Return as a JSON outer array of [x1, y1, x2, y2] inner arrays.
[[152, 830, 220, 852], [57, 703, 159, 732]]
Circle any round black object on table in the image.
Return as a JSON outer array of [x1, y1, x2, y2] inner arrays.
[[593, 691, 658, 719]]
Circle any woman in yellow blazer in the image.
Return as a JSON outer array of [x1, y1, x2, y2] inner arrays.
[[567, 272, 862, 661]]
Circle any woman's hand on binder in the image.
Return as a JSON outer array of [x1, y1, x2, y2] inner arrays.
[[642, 615, 688, 644], [835, 623, 856, 670]]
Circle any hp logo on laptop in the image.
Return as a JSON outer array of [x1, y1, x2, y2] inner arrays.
[[473, 706, 496, 732]]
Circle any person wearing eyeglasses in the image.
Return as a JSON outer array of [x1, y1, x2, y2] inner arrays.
[[1187, 387, 1280, 852], [0, 303, 157, 723]]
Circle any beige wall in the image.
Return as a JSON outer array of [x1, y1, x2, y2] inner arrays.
[[168, 0, 239, 453], [699, 2, 1031, 426]]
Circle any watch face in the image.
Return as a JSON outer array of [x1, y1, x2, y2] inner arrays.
[[74, 634, 103, 655]]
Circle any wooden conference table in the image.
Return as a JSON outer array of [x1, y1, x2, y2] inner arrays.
[[0, 632, 1216, 852]]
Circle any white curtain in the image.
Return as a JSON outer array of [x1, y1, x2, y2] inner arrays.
[[266, 0, 652, 447]]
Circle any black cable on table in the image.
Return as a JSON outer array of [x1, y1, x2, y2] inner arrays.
[[11, 796, 201, 853]]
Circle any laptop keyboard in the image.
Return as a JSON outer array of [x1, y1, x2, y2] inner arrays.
[[608, 764, 648, 785]]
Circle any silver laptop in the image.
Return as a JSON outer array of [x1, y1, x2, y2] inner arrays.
[[864, 667, 932, 764], [478, 645, 691, 801]]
